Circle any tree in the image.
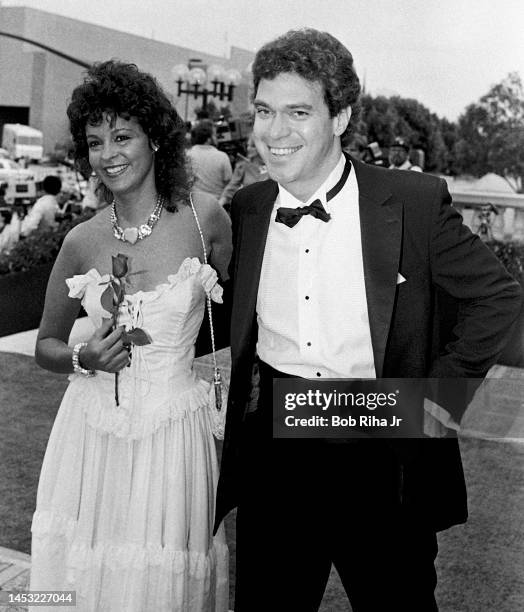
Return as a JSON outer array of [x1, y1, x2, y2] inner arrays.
[[439, 118, 459, 175], [390, 96, 449, 172], [454, 72, 524, 192], [359, 94, 451, 172], [360, 94, 398, 148]]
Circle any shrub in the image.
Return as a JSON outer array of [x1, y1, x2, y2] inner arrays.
[[487, 240, 524, 285], [0, 211, 94, 276]]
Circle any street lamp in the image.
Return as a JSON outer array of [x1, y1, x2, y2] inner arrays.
[[172, 60, 242, 118]]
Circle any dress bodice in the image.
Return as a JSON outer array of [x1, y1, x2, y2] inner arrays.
[[64, 257, 223, 439]]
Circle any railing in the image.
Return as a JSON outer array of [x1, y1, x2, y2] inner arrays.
[[447, 188, 524, 242]]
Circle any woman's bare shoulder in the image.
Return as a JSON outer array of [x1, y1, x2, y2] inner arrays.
[[189, 191, 220, 216], [62, 209, 110, 258], [189, 192, 229, 229], [188, 192, 231, 278]]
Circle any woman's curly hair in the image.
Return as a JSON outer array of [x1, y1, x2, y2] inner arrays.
[[252, 29, 361, 138], [67, 60, 189, 211]]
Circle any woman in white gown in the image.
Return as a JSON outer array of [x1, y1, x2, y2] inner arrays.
[[30, 60, 232, 611]]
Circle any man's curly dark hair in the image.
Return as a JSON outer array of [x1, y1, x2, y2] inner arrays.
[[252, 29, 361, 138], [67, 60, 189, 212]]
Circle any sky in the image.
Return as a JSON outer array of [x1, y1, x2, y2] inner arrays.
[[2, 0, 524, 121]]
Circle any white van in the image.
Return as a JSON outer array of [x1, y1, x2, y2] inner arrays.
[[0, 158, 36, 206], [1, 124, 44, 162]]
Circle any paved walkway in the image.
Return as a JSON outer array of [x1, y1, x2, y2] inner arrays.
[[0, 548, 30, 609]]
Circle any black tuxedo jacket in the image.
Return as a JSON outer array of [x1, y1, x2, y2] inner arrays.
[[214, 158, 522, 533]]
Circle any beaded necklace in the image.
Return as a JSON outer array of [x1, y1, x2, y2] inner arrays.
[[110, 195, 164, 244]]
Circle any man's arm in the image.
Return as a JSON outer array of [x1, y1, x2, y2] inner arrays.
[[424, 179, 522, 428], [429, 179, 522, 379]]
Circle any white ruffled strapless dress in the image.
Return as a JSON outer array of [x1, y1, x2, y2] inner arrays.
[[30, 258, 228, 612]]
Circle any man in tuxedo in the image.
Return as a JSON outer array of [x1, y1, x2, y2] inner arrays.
[[214, 29, 522, 611]]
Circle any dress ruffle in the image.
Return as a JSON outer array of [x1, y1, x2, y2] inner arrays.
[[65, 375, 212, 439], [32, 513, 228, 611], [32, 510, 228, 578], [66, 268, 109, 300], [170, 257, 223, 304], [65, 258, 223, 306]]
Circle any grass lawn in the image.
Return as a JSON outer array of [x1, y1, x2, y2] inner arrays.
[[0, 351, 67, 554], [1, 350, 524, 610]]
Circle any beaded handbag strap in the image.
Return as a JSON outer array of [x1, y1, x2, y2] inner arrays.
[[188, 194, 221, 392]]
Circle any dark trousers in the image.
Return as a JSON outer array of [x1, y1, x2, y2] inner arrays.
[[234, 362, 439, 612]]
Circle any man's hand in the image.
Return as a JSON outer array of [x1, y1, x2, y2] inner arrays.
[[423, 398, 460, 438]]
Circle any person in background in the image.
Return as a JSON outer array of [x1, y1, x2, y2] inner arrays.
[[388, 136, 423, 171], [183, 121, 193, 148], [218, 134, 268, 211], [0, 209, 14, 252], [187, 120, 232, 199], [341, 132, 367, 161], [364, 141, 388, 166], [0, 206, 22, 252], [21, 175, 61, 236], [80, 172, 104, 212]]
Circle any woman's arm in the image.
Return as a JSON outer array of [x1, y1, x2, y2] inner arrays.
[[36, 227, 129, 374], [192, 192, 232, 282], [207, 200, 232, 282]]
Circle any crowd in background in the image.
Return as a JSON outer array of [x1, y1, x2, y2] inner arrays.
[[0, 116, 425, 256]]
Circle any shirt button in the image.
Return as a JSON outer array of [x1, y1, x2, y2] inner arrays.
[[305, 295, 309, 300], [307, 342, 312, 346], [316, 372, 321, 377], [305, 249, 310, 253]]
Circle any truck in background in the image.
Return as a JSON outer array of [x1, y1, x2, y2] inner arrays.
[[0, 157, 37, 207], [1, 123, 44, 162]]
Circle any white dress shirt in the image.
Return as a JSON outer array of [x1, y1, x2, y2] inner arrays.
[[256, 154, 376, 379]]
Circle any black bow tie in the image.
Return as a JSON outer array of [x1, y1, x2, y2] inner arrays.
[[275, 155, 352, 228], [275, 199, 330, 228]]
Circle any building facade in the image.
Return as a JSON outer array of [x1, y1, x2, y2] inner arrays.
[[0, 6, 254, 153]]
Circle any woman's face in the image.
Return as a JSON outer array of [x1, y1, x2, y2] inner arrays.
[[85, 113, 155, 199]]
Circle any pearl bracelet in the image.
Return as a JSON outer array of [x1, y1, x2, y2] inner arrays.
[[72, 342, 95, 377]]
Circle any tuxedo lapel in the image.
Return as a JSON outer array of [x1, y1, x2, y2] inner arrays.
[[231, 180, 278, 354], [353, 161, 403, 377]]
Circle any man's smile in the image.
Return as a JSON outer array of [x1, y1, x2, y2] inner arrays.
[[268, 146, 303, 157]]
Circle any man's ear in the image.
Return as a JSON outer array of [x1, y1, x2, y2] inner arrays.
[[333, 106, 352, 137]]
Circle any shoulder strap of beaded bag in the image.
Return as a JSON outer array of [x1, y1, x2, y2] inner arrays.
[[189, 194, 223, 410]]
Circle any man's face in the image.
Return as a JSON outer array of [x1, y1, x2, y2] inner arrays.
[[253, 72, 350, 201], [388, 146, 408, 167]]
